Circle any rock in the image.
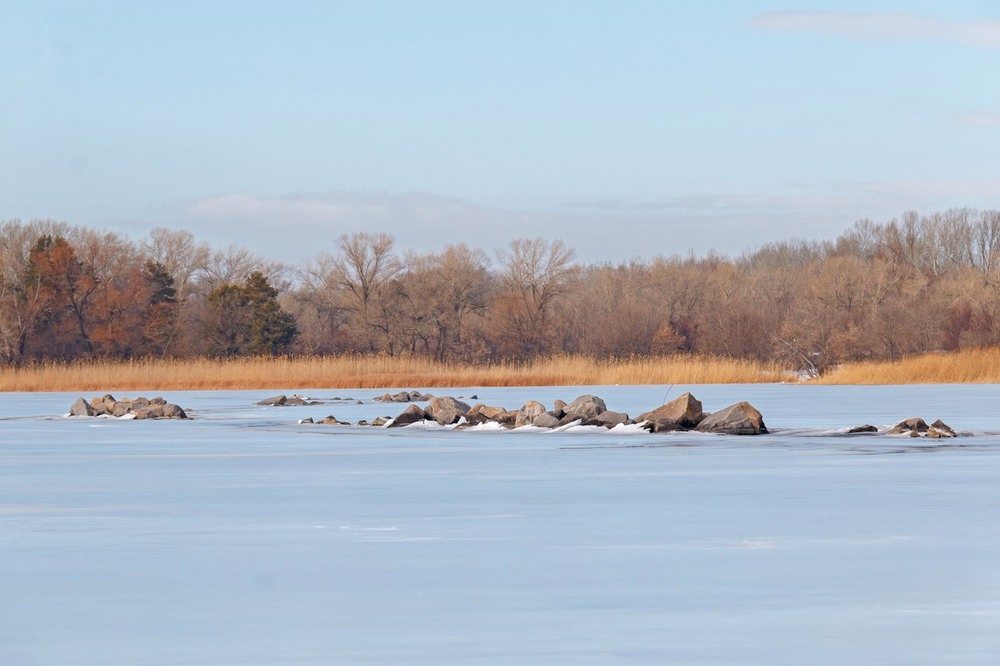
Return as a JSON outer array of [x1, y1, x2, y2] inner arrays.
[[133, 404, 165, 420], [425, 396, 472, 426], [320, 415, 350, 425], [149, 397, 167, 406], [695, 401, 767, 435], [70, 397, 96, 417], [112, 401, 132, 417], [532, 412, 561, 428], [553, 399, 567, 417], [299, 417, 314, 424], [162, 403, 188, 419], [637, 392, 704, 430], [562, 395, 607, 421], [847, 424, 878, 434], [376, 390, 433, 403], [930, 419, 956, 437], [515, 401, 547, 428], [131, 397, 150, 407], [90, 394, 116, 415], [597, 410, 629, 428], [356, 419, 368, 426], [887, 418, 929, 435], [257, 395, 288, 406], [371, 416, 391, 427], [388, 404, 428, 427]]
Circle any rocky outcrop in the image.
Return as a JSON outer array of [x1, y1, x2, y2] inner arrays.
[[68, 395, 189, 419], [637, 392, 704, 432], [256, 394, 322, 406], [424, 396, 471, 425], [695, 401, 767, 435]]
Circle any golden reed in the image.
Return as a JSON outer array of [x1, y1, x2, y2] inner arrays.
[[817, 347, 1000, 384], [0, 354, 788, 392]]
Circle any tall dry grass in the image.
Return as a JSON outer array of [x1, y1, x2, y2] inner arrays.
[[817, 347, 1000, 384], [0, 354, 789, 392]]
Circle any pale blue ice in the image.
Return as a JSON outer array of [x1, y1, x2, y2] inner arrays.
[[2, 385, 999, 665]]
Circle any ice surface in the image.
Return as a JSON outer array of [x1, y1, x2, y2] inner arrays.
[[2, 385, 1000, 665]]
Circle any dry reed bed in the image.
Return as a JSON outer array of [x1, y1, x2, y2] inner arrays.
[[0, 355, 788, 392], [817, 348, 1000, 384]]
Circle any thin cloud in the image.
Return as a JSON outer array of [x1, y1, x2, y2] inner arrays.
[[951, 111, 1000, 127], [749, 10, 1000, 49]]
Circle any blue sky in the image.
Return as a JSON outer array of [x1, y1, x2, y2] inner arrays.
[[2, 0, 999, 263]]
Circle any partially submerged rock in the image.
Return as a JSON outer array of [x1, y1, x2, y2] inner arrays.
[[256, 394, 322, 406], [887, 417, 929, 435], [388, 404, 429, 427], [376, 390, 434, 403], [695, 401, 767, 435], [847, 424, 878, 434]]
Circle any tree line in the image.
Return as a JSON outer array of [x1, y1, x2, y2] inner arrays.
[[2, 208, 999, 375]]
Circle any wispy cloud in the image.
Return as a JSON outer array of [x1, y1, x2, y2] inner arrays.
[[749, 10, 1000, 49], [951, 111, 1000, 127], [166, 181, 1000, 266]]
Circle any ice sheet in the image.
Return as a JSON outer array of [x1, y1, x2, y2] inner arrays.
[[2, 385, 999, 665]]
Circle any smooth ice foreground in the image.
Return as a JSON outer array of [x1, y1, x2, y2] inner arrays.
[[2, 384, 999, 665]]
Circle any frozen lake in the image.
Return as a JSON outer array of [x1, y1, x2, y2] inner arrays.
[[2, 384, 999, 665]]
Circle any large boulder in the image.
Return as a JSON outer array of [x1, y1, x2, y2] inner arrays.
[[596, 410, 630, 428], [532, 412, 561, 428], [162, 403, 188, 419], [425, 396, 471, 425], [257, 395, 288, 406], [388, 404, 429, 427], [562, 395, 607, 422], [70, 397, 96, 417], [637, 392, 704, 431], [695, 401, 767, 435], [515, 401, 547, 428]]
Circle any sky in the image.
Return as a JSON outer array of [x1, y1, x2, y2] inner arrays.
[[2, 0, 999, 265]]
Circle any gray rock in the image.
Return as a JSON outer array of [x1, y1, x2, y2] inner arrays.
[[162, 403, 188, 419], [596, 410, 629, 428], [70, 397, 96, 417], [930, 419, 956, 437], [299, 417, 314, 424], [847, 424, 878, 434], [562, 395, 607, 421], [371, 416, 391, 427], [532, 412, 561, 428], [388, 404, 428, 427], [695, 401, 767, 435], [425, 396, 472, 425]]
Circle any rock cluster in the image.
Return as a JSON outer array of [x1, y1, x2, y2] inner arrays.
[[69, 394, 189, 419], [886, 417, 957, 438], [375, 390, 434, 403], [257, 394, 323, 406], [377, 391, 769, 435]]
